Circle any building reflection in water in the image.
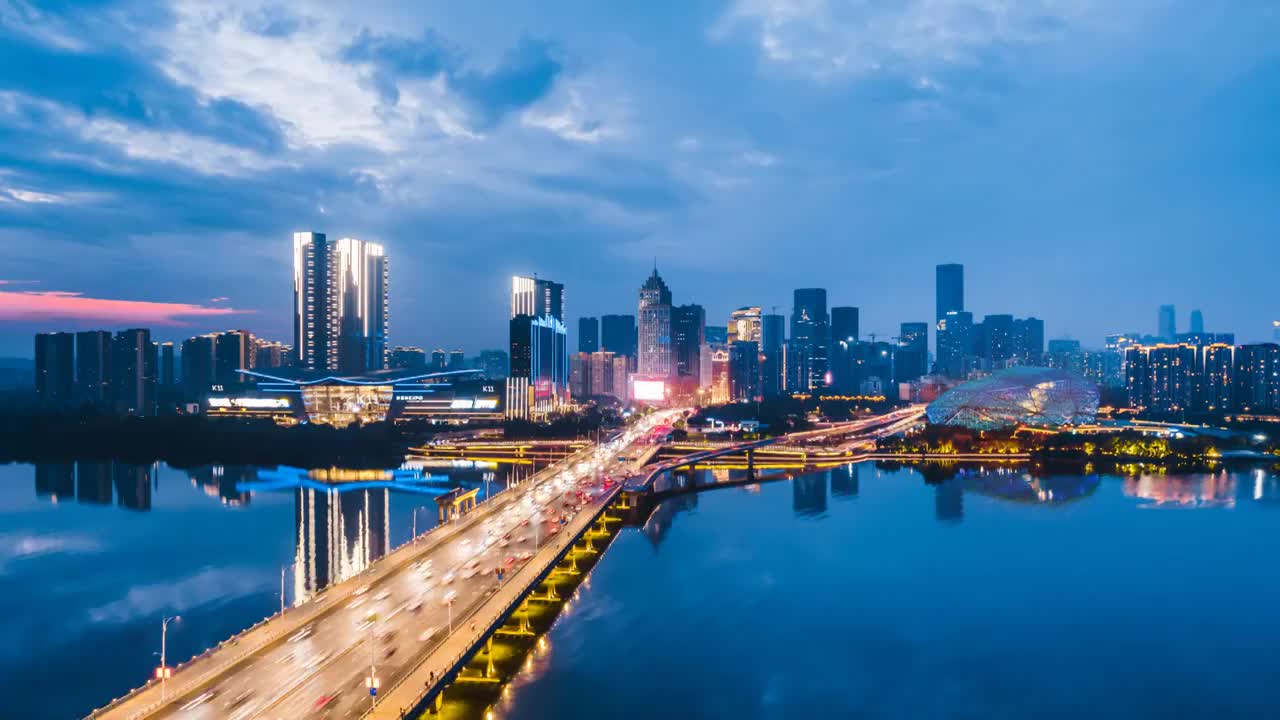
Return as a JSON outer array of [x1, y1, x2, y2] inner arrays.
[[1246, 468, 1280, 504], [1122, 472, 1236, 508], [294, 485, 390, 601], [188, 465, 253, 506], [935, 479, 964, 523], [642, 492, 698, 548], [792, 471, 829, 517], [830, 464, 859, 500], [33, 461, 154, 509]]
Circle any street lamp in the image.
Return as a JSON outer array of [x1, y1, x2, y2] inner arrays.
[[156, 615, 181, 701], [365, 612, 379, 711]]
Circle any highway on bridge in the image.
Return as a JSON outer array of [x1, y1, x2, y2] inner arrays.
[[92, 411, 683, 720]]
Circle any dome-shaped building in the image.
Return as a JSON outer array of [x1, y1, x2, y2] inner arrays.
[[926, 367, 1099, 430]]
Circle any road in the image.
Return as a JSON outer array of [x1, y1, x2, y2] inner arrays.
[[104, 410, 681, 720]]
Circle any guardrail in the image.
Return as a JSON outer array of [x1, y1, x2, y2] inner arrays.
[[84, 442, 605, 720]]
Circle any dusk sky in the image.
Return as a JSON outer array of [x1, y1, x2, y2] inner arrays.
[[1, 0, 1278, 357]]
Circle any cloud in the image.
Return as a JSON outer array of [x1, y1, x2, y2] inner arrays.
[[715, 0, 1097, 80], [0, 290, 251, 326], [342, 30, 563, 128]]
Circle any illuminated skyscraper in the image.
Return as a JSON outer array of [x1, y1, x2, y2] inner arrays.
[[761, 313, 785, 397], [293, 232, 388, 373], [113, 329, 156, 416], [673, 304, 705, 381], [791, 289, 829, 389], [728, 307, 763, 345], [508, 275, 568, 419], [637, 268, 674, 378]]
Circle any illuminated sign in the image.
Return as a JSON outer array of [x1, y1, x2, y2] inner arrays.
[[632, 379, 666, 402], [208, 397, 291, 409], [534, 380, 554, 399], [450, 399, 475, 409], [474, 398, 498, 410]]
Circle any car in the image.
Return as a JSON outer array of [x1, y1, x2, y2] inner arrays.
[[288, 627, 313, 643], [374, 590, 391, 601], [348, 597, 367, 610], [225, 690, 254, 710], [418, 627, 439, 642], [313, 694, 338, 710], [181, 691, 216, 711], [354, 585, 370, 596], [441, 590, 458, 605], [441, 572, 456, 585]]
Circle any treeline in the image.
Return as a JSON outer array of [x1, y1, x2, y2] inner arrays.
[[876, 425, 1031, 455], [0, 414, 411, 468]]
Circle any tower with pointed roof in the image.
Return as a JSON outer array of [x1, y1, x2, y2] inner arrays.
[[637, 266, 674, 379]]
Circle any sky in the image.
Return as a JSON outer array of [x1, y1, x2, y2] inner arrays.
[[1, 0, 1278, 357]]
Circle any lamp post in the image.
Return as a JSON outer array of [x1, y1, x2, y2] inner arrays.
[[156, 615, 180, 701], [365, 612, 379, 711]]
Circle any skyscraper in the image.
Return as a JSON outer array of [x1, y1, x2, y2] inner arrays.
[[894, 322, 930, 384], [114, 329, 156, 416], [1158, 304, 1176, 341], [728, 341, 760, 402], [831, 307, 859, 345], [578, 317, 599, 354], [672, 304, 706, 380], [936, 310, 974, 379], [978, 314, 1015, 366], [1190, 309, 1205, 334], [214, 330, 253, 385], [292, 232, 389, 372], [76, 330, 113, 409], [936, 264, 964, 322], [34, 332, 75, 410], [1234, 343, 1280, 412], [637, 268, 674, 378], [508, 275, 568, 419], [1012, 317, 1045, 365], [791, 289, 829, 390], [335, 238, 389, 373], [728, 307, 763, 345], [600, 314, 637, 360], [389, 346, 428, 371], [761, 313, 786, 397], [180, 334, 216, 402]]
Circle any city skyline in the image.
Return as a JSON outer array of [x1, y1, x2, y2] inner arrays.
[[2, 2, 1278, 356]]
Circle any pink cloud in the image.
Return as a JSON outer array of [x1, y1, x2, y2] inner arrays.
[[0, 290, 252, 326]]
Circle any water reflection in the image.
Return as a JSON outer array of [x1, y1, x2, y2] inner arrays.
[[32, 460, 155, 509], [792, 471, 828, 517], [1123, 473, 1236, 508], [294, 485, 389, 598], [830, 464, 859, 499]]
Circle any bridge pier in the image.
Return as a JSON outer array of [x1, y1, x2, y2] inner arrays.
[[747, 447, 755, 478]]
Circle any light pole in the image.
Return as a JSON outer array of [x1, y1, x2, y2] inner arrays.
[[157, 615, 180, 701], [365, 612, 379, 711]]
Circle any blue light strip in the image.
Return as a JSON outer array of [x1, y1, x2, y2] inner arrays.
[[236, 368, 485, 386]]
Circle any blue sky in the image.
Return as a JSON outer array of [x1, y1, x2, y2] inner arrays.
[[1, 0, 1278, 357]]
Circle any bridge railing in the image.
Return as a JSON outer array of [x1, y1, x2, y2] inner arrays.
[[85, 442, 605, 720]]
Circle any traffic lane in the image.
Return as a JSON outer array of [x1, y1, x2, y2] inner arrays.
[[171, 420, 655, 720], [271, 488, 611, 718]]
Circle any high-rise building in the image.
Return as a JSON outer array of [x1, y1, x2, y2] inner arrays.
[[448, 350, 465, 371], [831, 307, 859, 345], [158, 342, 175, 387], [600, 314, 637, 360], [672, 304, 705, 381], [978, 314, 1015, 366], [1189, 309, 1204, 334], [578, 317, 599, 354], [508, 275, 568, 419], [936, 310, 974, 379], [1199, 343, 1234, 412], [728, 341, 759, 402], [704, 325, 728, 345], [894, 322, 930, 385], [293, 232, 389, 372], [1103, 334, 1138, 388], [791, 288, 829, 390], [783, 339, 809, 394], [587, 351, 620, 399], [728, 307, 762, 345], [761, 313, 786, 397], [569, 352, 591, 399], [637, 268, 674, 378], [180, 334, 216, 402], [1126, 344, 1197, 413], [1046, 339, 1084, 375], [431, 349, 447, 372], [254, 341, 290, 369], [479, 349, 509, 380], [936, 264, 964, 323], [34, 332, 75, 410], [1158, 304, 1176, 341], [76, 331, 113, 409], [1234, 343, 1280, 413], [1012, 317, 1045, 365], [114, 329, 156, 416], [389, 346, 428, 371], [214, 330, 253, 385]]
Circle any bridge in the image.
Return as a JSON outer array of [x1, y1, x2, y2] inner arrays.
[[629, 405, 927, 494], [86, 406, 923, 720]]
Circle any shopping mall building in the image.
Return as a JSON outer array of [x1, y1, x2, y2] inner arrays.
[[203, 368, 503, 427]]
